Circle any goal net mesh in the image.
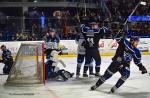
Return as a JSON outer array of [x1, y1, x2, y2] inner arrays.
[[6, 43, 45, 86]]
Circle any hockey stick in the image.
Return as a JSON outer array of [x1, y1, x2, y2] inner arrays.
[[0, 73, 8, 75], [58, 59, 67, 68], [108, 0, 146, 47]]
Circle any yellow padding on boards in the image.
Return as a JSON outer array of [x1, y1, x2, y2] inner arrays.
[[58, 52, 150, 58]]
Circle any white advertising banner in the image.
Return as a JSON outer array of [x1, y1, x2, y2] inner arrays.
[[0, 41, 43, 56], [0, 39, 150, 56], [59, 39, 150, 54]]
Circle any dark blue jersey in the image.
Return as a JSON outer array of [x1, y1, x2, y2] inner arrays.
[[80, 24, 104, 48], [1, 49, 13, 63], [113, 38, 142, 67], [45, 35, 60, 50]]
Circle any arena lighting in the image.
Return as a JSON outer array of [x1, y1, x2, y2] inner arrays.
[[140, 1, 147, 5], [41, 16, 45, 32], [33, 0, 37, 3]]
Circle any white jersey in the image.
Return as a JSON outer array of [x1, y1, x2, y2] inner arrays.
[[45, 42, 59, 50], [75, 32, 86, 55]]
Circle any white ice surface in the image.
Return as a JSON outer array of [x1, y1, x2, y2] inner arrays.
[[0, 55, 150, 98]]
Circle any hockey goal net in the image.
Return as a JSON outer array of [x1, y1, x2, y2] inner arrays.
[[6, 42, 45, 86]]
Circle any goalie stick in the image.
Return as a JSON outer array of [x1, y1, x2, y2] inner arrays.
[[0, 73, 8, 75], [58, 59, 67, 68]]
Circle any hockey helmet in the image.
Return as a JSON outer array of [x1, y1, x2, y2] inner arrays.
[[0, 45, 6, 49], [130, 36, 140, 42], [88, 18, 98, 25], [49, 28, 56, 33]]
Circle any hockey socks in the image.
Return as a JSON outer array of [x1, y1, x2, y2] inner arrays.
[[76, 66, 81, 76], [83, 66, 88, 77], [91, 76, 105, 90], [89, 66, 95, 75]]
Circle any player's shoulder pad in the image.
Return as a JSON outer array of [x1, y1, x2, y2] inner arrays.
[[115, 36, 124, 43], [124, 39, 134, 53], [100, 26, 108, 33], [80, 24, 85, 28], [6, 49, 11, 53], [81, 25, 90, 33], [55, 36, 60, 43], [94, 28, 100, 33], [115, 37, 122, 42], [55, 35, 60, 40], [115, 38, 125, 46]]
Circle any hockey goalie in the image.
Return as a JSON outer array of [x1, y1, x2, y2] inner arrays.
[[44, 28, 74, 81]]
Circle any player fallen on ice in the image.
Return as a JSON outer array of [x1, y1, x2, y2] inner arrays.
[[45, 51, 74, 81], [0, 45, 13, 74], [91, 36, 147, 93], [44, 28, 74, 81], [81, 18, 105, 77]]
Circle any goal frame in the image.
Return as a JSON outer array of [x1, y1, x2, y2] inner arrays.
[[6, 42, 46, 86]]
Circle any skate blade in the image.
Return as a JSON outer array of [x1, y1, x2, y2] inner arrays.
[[108, 90, 115, 94], [89, 75, 95, 78], [76, 76, 81, 79]]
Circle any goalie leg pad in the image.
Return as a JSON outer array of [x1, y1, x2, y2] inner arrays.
[[57, 70, 73, 81]]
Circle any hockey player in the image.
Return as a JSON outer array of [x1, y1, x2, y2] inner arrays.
[[45, 50, 74, 81], [91, 36, 147, 93], [75, 30, 94, 78], [45, 28, 60, 58], [45, 29, 74, 81], [81, 18, 105, 77], [0, 45, 13, 74]]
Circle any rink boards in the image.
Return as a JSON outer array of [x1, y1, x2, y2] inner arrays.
[[0, 39, 150, 58]]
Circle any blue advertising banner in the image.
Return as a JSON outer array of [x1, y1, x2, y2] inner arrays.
[[128, 16, 150, 22]]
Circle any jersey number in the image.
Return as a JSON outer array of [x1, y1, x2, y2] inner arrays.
[[87, 38, 94, 44]]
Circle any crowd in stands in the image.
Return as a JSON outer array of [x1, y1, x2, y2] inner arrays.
[[0, 0, 149, 41], [105, 0, 150, 38]]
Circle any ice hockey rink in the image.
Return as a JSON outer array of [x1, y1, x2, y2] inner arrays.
[[0, 55, 150, 98]]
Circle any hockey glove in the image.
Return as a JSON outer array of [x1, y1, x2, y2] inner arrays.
[[58, 50, 63, 55], [82, 41, 89, 48], [139, 66, 147, 74]]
